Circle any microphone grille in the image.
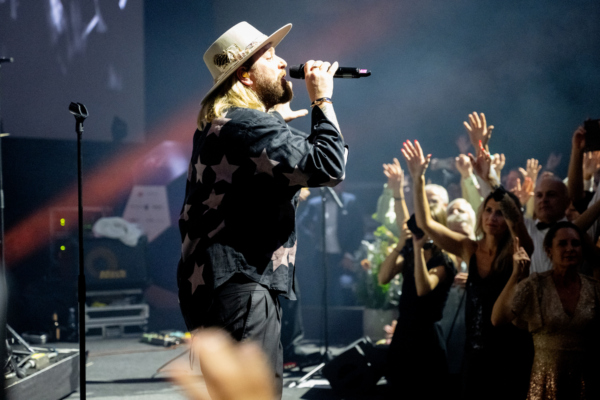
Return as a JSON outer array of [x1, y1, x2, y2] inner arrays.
[[289, 65, 304, 79]]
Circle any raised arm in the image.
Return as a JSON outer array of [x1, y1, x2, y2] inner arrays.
[[567, 126, 587, 203], [492, 238, 530, 326], [573, 197, 600, 232], [383, 158, 409, 233], [378, 226, 411, 285], [413, 235, 448, 297], [402, 140, 476, 261], [498, 191, 534, 256], [456, 154, 484, 212], [473, 144, 534, 256]]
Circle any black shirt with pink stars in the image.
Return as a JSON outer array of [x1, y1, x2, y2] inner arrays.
[[177, 105, 347, 330]]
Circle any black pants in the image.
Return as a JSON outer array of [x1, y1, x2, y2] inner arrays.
[[205, 274, 283, 398]]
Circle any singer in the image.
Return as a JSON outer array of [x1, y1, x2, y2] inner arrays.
[[176, 21, 347, 397]]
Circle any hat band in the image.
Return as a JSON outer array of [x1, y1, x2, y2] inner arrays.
[[213, 34, 268, 81]]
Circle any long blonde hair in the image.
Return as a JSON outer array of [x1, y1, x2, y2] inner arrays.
[[197, 72, 265, 130]]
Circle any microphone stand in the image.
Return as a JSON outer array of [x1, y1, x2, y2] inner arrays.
[[0, 56, 13, 400], [69, 102, 89, 400], [289, 187, 344, 387]]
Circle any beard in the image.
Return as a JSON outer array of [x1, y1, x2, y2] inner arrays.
[[253, 71, 293, 109]]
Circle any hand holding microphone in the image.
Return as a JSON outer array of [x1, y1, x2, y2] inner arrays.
[[303, 60, 338, 104], [290, 64, 371, 79]]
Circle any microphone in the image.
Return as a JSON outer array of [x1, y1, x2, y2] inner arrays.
[[289, 64, 371, 79]]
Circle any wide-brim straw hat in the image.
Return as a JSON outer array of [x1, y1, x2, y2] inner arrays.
[[201, 21, 292, 104]]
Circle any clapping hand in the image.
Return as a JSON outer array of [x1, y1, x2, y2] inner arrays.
[[401, 140, 431, 178], [383, 158, 405, 195]]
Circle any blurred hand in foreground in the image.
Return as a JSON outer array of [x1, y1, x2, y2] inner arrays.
[[172, 329, 276, 400]]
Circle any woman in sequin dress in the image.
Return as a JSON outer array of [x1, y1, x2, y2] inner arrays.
[[492, 221, 600, 399], [402, 140, 534, 400]]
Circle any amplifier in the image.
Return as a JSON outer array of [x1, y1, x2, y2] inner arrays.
[[83, 237, 148, 290]]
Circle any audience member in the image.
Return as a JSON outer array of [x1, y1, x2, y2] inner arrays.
[[378, 159, 455, 399], [402, 137, 534, 400], [492, 222, 600, 399]]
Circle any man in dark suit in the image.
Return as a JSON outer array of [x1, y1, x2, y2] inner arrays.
[[297, 184, 363, 306]]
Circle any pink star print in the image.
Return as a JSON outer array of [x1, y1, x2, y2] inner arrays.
[[208, 220, 225, 238], [283, 166, 309, 187], [206, 117, 231, 137], [250, 148, 280, 177], [188, 263, 205, 294], [182, 234, 200, 263], [212, 155, 239, 184], [195, 155, 207, 183], [202, 190, 225, 213], [180, 204, 192, 221], [272, 245, 290, 271]]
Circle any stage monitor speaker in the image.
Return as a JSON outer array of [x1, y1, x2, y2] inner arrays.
[[322, 337, 387, 397]]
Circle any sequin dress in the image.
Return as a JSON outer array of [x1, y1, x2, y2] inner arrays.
[[512, 271, 600, 400]]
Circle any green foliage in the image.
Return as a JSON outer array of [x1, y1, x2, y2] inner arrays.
[[355, 225, 402, 309]]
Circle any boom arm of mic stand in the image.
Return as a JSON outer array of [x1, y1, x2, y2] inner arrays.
[[325, 187, 344, 209]]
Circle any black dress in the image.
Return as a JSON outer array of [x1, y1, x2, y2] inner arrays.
[[462, 254, 533, 400], [385, 247, 456, 399]]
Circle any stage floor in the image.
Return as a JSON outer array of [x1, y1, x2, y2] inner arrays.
[[57, 337, 390, 400]]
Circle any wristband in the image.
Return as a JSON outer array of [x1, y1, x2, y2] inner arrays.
[[311, 97, 332, 107], [394, 196, 404, 201]]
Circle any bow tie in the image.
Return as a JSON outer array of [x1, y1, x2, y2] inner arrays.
[[536, 221, 554, 230]]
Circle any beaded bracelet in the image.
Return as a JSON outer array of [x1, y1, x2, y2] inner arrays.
[[311, 97, 332, 107]]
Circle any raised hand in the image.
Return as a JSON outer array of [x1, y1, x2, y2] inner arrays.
[[401, 140, 431, 178], [464, 112, 494, 149], [383, 158, 404, 195], [468, 141, 495, 186], [582, 151, 600, 181], [455, 154, 473, 178], [518, 158, 542, 185], [512, 237, 530, 278], [511, 177, 534, 205], [272, 81, 308, 121], [456, 134, 471, 154], [544, 152, 562, 172], [572, 126, 586, 153], [492, 153, 506, 180]]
